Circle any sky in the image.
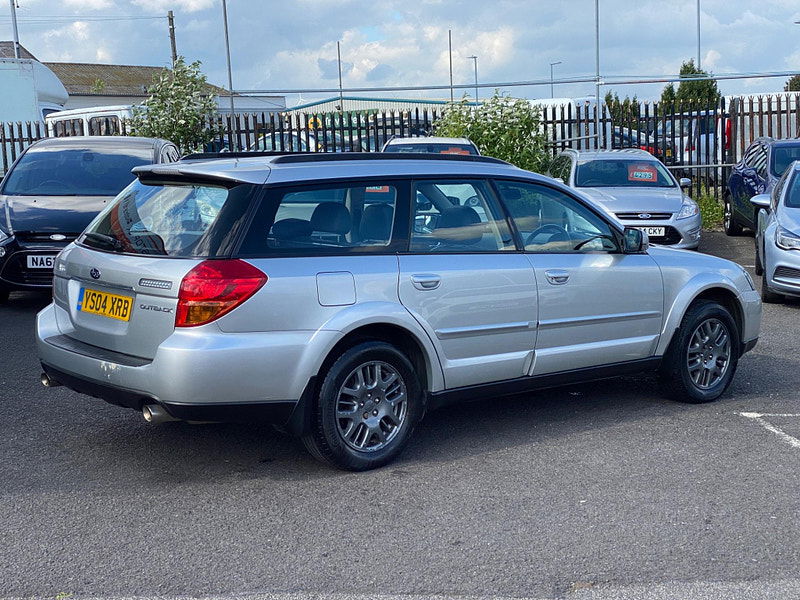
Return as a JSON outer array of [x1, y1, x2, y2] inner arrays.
[[2, 0, 800, 106]]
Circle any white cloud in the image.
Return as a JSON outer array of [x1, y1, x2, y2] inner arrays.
[[131, 0, 215, 13], [63, 0, 113, 9]]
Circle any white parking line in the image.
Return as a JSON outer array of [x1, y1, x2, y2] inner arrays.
[[737, 412, 800, 449]]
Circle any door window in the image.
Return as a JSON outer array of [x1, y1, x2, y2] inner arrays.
[[752, 145, 768, 178], [409, 180, 514, 252], [495, 180, 619, 253]]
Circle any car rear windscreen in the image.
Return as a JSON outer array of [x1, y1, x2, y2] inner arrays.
[[575, 159, 674, 188], [384, 143, 478, 155], [1, 146, 154, 196], [79, 180, 256, 257], [771, 146, 800, 178]]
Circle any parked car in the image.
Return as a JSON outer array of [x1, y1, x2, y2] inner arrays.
[[725, 137, 800, 236], [382, 136, 480, 155], [751, 160, 800, 303], [611, 126, 676, 165], [559, 148, 701, 249], [46, 105, 133, 137], [37, 152, 761, 470], [0, 136, 179, 302], [648, 109, 732, 167], [250, 130, 366, 153]]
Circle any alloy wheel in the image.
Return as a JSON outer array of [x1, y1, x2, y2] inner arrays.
[[686, 318, 731, 390], [335, 361, 408, 452]]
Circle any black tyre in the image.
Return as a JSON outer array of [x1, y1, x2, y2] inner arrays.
[[723, 194, 743, 236], [302, 341, 423, 471], [754, 241, 764, 276], [0, 288, 9, 304], [660, 300, 740, 404], [761, 270, 783, 304]]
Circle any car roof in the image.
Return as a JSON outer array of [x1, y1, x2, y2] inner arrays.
[[134, 152, 532, 186], [385, 137, 474, 146], [564, 148, 656, 160], [28, 136, 167, 151]]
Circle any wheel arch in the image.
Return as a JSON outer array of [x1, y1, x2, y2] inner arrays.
[[657, 281, 745, 357]]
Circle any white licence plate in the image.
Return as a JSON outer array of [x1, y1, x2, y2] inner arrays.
[[26, 255, 56, 269], [637, 226, 665, 237]]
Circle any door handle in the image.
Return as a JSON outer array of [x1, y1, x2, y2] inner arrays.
[[544, 269, 570, 285], [411, 274, 441, 290]]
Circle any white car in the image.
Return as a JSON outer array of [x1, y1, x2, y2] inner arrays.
[[382, 136, 480, 155]]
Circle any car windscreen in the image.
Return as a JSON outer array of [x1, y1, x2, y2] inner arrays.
[[575, 159, 675, 188], [384, 143, 478, 155], [78, 180, 256, 257], [1, 146, 153, 196], [771, 146, 800, 178], [785, 172, 800, 208]]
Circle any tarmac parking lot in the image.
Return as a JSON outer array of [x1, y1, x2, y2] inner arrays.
[[2, 232, 800, 600]]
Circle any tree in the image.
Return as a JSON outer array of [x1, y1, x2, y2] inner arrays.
[[604, 91, 640, 123], [664, 59, 721, 106], [129, 57, 218, 153], [660, 82, 676, 106], [785, 74, 800, 92], [436, 92, 552, 174]]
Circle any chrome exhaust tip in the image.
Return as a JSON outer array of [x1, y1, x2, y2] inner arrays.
[[40, 372, 62, 387], [142, 404, 178, 424]]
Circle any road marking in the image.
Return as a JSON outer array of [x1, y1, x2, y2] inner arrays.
[[737, 412, 800, 449]]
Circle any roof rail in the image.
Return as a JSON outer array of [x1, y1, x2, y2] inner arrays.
[[181, 151, 311, 161], [270, 152, 510, 165]]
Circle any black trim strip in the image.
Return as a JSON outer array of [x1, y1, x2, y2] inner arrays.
[[428, 357, 662, 410]]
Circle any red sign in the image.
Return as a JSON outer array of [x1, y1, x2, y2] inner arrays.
[[628, 164, 657, 182], [440, 147, 470, 155]]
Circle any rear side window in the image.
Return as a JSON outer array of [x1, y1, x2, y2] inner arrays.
[[2, 146, 152, 196], [771, 146, 800, 178], [238, 180, 408, 255], [80, 180, 256, 257]]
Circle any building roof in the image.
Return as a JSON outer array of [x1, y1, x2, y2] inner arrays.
[[42, 62, 228, 97], [283, 96, 477, 115], [0, 41, 37, 60]]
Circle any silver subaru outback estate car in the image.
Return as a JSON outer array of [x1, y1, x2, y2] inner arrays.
[[36, 152, 761, 470]]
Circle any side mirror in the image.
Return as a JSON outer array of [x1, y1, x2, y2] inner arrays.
[[623, 227, 649, 253], [679, 177, 692, 188], [750, 194, 770, 210]]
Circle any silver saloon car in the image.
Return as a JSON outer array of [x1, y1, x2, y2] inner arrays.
[[36, 152, 760, 470], [560, 148, 702, 249], [753, 160, 800, 303]]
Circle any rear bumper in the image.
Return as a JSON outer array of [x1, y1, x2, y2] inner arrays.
[[40, 363, 298, 424], [36, 302, 337, 414]]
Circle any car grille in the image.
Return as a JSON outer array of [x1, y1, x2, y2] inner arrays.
[[773, 266, 800, 281], [0, 250, 55, 287], [14, 232, 79, 244], [615, 212, 673, 220]]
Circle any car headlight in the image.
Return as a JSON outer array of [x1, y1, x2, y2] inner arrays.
[[676, 199, 699, 220], [775, 227, 800, 250]]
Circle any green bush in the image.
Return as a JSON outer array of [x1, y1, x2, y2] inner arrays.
[[436, 91, 554, 174], [694, 188, 724, 229]]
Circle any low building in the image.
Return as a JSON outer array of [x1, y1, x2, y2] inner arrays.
[[281, 96, 474, 116]]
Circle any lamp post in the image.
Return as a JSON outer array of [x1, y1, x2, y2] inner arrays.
[[594, 0, 602, 149], [468, 55, 478, 104], [8, 0, 20, 59], [221, 0, 236, 150], [550, 61, 562, 98], [697, 0, 701, 69]]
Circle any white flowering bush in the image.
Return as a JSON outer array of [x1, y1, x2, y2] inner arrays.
[[129, 57, 217, 154], [436, 91, 553, 174]]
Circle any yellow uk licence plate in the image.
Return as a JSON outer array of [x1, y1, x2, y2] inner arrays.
[[78, 288, 133, 321]]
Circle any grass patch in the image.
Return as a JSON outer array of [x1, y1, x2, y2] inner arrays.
[[694, 187, 724, 230]]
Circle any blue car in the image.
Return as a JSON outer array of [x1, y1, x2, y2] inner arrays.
[[725, 137, 800, 235]]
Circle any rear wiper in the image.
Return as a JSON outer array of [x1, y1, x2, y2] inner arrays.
[[83, 232, 123, 252]]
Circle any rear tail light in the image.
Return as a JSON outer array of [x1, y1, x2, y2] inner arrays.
[[639, 145, 657, 154], [725, 119, 732, 150], [176, 259, 267, 327]]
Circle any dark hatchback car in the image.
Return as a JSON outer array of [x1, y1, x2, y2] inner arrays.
[[0, 136, 178, 302], [725, 137, 800, 235]]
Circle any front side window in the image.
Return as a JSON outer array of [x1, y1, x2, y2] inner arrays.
[[238, 181, 403, 255], [1, 146, 152, 196], [80, 180, 255, 257], [409, 180, 514, 252], [496, 180, 619, 254], [784, 172, 800, 209], [575, 159, 674, 188]]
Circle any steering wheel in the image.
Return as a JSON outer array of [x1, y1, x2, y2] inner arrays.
[[464, 195, 481, 207], [525, 224, 570, 247]]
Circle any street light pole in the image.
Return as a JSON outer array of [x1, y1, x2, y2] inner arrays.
[[8, 0, 20, 59], [221, 0, 236, 150], [550, 61, 562, 98], [697, 0, 701, 69], [448, 29, 454, 103], [468, 55, 478, 104], [594, 0, 602, 149]]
